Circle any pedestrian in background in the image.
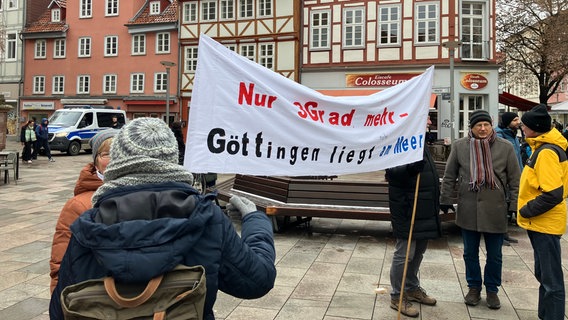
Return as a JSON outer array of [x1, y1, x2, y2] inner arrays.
[[49, 118, 276, 320], [20, 120, 36, 164], [440, 110, 520, 310], [386, 116, 441, 318], [171, 121, 185, 165], [49, 129, 118, 292], [35, 118, 55, 162], [518, 104, 568, 320], [495, 112, 522, 244]]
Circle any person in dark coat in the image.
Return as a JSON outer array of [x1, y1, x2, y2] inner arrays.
[[170, 121, 186, 165], [440, 110, 520, 310], [35, 118, 55, 162], [385, 116, 441, 318], [20, 120, 36, 163], [49, 117, 276, 320]]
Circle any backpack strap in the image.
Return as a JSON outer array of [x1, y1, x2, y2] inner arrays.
[[526, 143, 567, 169], [104, 274, 164, 308]]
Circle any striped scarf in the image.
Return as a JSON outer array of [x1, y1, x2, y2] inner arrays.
[[468, 129, 497, 191]]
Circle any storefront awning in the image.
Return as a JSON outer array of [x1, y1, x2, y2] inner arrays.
[[317, 90, 438, 108], [498, 92, 538, 111]]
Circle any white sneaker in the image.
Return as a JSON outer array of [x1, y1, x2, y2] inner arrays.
[[27, 160, 32, 164], [49, 158, 55, 162]]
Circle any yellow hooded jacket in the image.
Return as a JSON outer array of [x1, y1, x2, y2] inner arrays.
[[517, 128, 568, 235]]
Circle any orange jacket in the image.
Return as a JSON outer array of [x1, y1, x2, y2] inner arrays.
[[49, 163, 102, 292]]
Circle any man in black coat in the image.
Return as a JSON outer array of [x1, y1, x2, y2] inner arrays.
[[385, 116, 442, 318]]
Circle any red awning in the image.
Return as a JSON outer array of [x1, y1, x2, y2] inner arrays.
[[499, 92, 538, 111], [317, 90, 438, 108]]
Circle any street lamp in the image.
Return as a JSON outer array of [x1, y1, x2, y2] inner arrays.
[[160, 60, 176, 125], [442, 40, 461, 141]]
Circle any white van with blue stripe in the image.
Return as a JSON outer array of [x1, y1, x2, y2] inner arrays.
[[48, 106, 126, 155]]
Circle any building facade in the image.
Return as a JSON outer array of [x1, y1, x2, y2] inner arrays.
[[178, 0, 301, 125], [0, 0, 46, 133], [301, 0, 500, 140], [19, 0, 179, 123]]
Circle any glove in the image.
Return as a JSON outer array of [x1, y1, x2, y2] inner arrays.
[[226, 195, 257, 218], [440, 204, 456, 214]]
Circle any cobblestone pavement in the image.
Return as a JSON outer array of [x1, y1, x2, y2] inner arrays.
[[0, 135, 565, 320]]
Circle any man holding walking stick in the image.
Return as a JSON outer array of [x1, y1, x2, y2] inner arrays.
[[385, 116, 442, 317]]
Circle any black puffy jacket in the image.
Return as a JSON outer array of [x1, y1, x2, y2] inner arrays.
[[385, 148, 442, 240]]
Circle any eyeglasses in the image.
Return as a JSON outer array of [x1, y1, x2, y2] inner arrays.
[[97, 152, 110, 159]]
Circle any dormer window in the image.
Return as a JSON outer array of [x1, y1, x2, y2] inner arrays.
[[150, 1, 160, 15], [52, 8, 61, 22]]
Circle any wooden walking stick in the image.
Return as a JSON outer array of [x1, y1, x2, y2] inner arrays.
[[397, 172, 421, 320]]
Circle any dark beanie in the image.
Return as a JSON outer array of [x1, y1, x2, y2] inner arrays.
[[469, 110, 492, 127], [500, 112, 518, 128], [521, 104, 551, 132]]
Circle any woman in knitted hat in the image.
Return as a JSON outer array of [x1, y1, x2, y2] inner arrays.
[[49, 118, 276, 320], [49, 129, 119, 293], [440, 109, 521, 310]]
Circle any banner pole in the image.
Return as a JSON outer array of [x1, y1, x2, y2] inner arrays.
[[397, 173, 421, 320]]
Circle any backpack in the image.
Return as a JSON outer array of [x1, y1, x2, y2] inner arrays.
[[60, 265, 206, 320]]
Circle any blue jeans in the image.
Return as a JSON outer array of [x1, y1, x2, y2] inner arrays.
[[461, 229, 503, 293], [528, 230, 565, 320], [390, 238, 428, 299]]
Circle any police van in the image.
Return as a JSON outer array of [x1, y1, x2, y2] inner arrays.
[[48, 106, 127, 155]]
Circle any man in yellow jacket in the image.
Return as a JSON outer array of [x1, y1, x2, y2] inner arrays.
[[518, 104, 568, 320]]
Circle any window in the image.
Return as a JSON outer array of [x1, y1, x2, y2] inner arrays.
[[33, 76, 45, 94], [259, 43, 274, 69], [132, 34, 146, 55], [52, 8, 61, 22], [6, 0, 18, 10], [185, 46, 198, 72], [150, 1, 160, 15], [156, 33, 170, 54], [78, 37, 91, 57], [103, 74, 117, 94], [310, 10, 330, 50], [415, 3, 439, 44], [77, 75, 90, 94], [105, 36, 118, 56], [53, 76, 65, 94], [183, 2, 198, 23], [225, 44, 237, 51], [106, 0, 119, 16], [35, 40, 46, 59], [343, 8, 365, 48], [54, 39, 66, 58], [220, 0, 234, 20], [239, 44, 255, 61], [131, 73, 145, 93], [80, 0, 92, 18], [154, 72, 167, 92], [239, 0, 253, 19], [6, 33, 17, 60], [202, 1, 216, 21], [378, 5, 401, 46], [258, 0, 271, 17], [461, 2, 485, 60]]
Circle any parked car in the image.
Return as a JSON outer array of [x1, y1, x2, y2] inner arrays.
[[48, 106, 127, 156]]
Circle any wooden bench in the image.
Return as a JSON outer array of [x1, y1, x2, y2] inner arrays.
[[212, 172, 456, 232]]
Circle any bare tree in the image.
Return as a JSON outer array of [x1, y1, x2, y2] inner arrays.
[[497, 0, 568, 104]]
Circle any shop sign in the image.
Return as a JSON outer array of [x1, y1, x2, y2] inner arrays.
[[22, 101, 55, 110], [461, 73, 488, 90], [346, 73, 420, 87]]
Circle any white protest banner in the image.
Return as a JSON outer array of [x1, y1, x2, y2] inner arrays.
[[185, 34, 434, 176]]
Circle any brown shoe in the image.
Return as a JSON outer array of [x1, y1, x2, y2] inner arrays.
[[406, 287, 437, 306], [464, 287, 481, 306], [486, 292, 501, 309], [390, 297, 419, 317]]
